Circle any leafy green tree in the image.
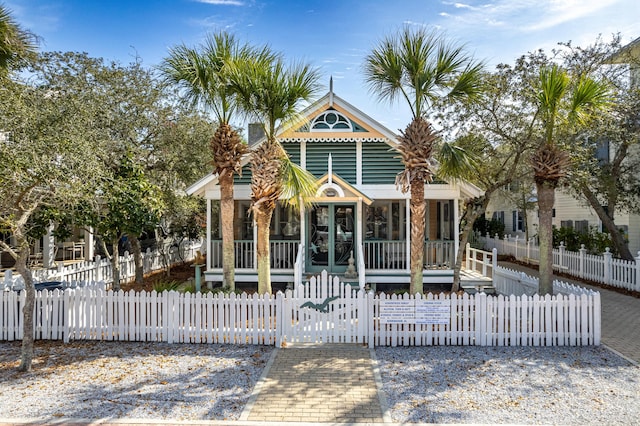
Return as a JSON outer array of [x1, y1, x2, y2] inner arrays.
[[364, 26, 483, 295], [558, 36, 640, 261], [0, 65, 106, 372], [84, 152, 163, 290], [230, 53, 321, 294]]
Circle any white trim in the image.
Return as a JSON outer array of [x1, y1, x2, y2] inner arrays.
[[300, 139, 306, 169], [356, 140, 362, 186], [405, 198, 411, 273], [317, 183, 345, 198], [206, 199, 212, 271]]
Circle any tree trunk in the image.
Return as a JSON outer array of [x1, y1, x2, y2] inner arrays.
[[451, 195, 490, 292], [581, 185, 634, 260], [409, 179, 425, 295], [219, 172, 236, 290], [452, 211, 480, 292], [16, 243, 34, 372], [255, 207, 273, 295], [536, 181, 555, 295], [111, 241, 121, 291], [130, 235, 144, 285]]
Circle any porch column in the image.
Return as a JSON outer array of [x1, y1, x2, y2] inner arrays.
[[206, 198, 212, 270], [42, 222, 55, 268], [454, 198, 460, 262], [356, 198, 363, 252], [405, 198, 411, 273], [300, 204, 306, 265], [253, 217, 258, 269]]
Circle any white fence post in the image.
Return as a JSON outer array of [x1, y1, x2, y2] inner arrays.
[[635, 252, 640, 292], [579, 245, 586, 279], [492, 248, 498, 272], [559, 242, 565, 270], [603, 248, 612, 285]]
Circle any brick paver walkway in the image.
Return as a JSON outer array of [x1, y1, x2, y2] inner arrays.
[[499, 261, 640, 364], [242, 343, 386, 423]]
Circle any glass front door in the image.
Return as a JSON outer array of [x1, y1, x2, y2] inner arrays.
[[307, 204, 355, 273]]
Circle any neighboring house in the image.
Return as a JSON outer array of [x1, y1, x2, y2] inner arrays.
[[187, 86, 483, 287], [486, 36, 640, 256]]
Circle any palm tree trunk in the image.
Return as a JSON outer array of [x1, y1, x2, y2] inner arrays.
[[410, 179, 425, 295], [219, 172, 236, 290], [537, 180, 555, 295], [255, 207, 273, 295]]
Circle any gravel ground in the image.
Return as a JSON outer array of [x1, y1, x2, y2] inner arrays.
[[0, 341, 272, 422], [1, 341, 639, 424], [377, 346, 640, 425]]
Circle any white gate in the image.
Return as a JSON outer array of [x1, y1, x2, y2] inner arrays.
[[276, 270, 372, 347]]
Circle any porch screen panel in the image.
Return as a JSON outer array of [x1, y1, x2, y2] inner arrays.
[[306, 143, 356, 183], [362, 141, 404, 184]]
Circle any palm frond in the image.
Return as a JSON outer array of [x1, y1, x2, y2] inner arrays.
[[436, 142, 478, 182], [279, 156, 318, 211], [569, 76, 611, 125]]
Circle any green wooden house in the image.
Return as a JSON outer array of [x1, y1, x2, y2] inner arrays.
[[187, 87, 483, 287]]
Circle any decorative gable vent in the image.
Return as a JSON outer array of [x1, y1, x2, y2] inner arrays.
[[310, 110, 353, 132]]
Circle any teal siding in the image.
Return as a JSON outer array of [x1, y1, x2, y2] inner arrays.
[[306, 143, 356, 183], [281, 142, 301, 165], [362, 141, 404, 184], [233, 164, 252, 184]]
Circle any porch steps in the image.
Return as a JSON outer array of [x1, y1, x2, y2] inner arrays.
[[459, 269, 495, 294]]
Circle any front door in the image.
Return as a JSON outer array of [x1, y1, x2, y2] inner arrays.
[[307, 204, 356, 273]]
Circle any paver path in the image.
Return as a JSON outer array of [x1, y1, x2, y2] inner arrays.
[[499, 261, 640, 364], [242, 343, 386, 423]]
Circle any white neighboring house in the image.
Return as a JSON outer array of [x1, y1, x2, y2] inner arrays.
[[486, 36, 640, 256]]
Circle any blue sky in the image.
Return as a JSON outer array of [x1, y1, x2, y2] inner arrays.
[[9, 0, 640, 131]]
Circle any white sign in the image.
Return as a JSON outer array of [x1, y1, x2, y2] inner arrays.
[[379, 299, 451, 325], [379, 300, 414, 324], [415, 300, 450, 325]]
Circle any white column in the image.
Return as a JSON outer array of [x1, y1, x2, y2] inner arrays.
[[357, 198, 363, 251], [43, 222, 55, 268], [405, 198, 411, 272], [206, 198, 212, 270], [300, 140, 307, 169], [300, 204, 306, 268], [356, 140, 362, 186], [454, 199, 460, 263]]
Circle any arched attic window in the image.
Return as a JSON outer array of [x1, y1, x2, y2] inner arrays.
[[310, 110, 353, 132]]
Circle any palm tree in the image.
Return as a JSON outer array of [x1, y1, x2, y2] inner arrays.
[[532, 64, 609, 295], [364, 26, 483, 294], [230, 55, 321, 295], [0, 4, 37, 78], [160, 32, 271, 290]]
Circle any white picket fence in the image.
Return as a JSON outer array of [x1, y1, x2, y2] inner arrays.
[[1, 270, 600, 347], [478, 233, 640, 292], [1, 239, 203, 291]]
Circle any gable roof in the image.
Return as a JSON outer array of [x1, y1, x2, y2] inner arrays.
[[187, 89, 400, 196]]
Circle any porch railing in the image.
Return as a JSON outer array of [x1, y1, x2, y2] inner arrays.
[[210, 240, 299, 270], [424, 240, 455, 269], [362, 240, 454, 270]]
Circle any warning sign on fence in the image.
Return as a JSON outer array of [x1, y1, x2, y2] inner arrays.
[[379, 299, 450, 325]]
